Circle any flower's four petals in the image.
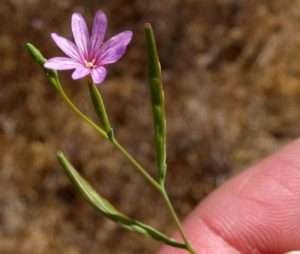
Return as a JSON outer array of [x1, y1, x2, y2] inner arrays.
[[72, 13, 90, 59], [72, 67, 90, 80], [91, 67, 107, 85], [99, 31, 133, 65], [51, 33, 81, 61], [90, 10, 107, 58], [44, 57, 81, 70]]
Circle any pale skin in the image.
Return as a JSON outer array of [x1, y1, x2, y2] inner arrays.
[[159, 139, 300, 254]]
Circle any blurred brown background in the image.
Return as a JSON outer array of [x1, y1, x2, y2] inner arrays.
[[1, 0, 300, 253]]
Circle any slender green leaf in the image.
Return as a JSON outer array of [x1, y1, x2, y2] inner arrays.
[[88, 82, 113, 137], [57, 152, 186, 249], [144, 23, 167, 183], [25, 42, 60, 91]]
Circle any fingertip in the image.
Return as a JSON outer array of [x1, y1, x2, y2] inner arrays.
[[159, 139, 300, 254]]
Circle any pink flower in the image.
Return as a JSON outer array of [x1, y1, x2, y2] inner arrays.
[[44, 11, 133, 84]]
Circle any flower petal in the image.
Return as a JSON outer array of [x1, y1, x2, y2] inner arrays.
[[90, 10, 107, 57], [91, 67, 107, 84], [72, 67, 90, 80], [101, 31, 133, 52], [72, 13, 89, 58], [51, 33, 81, 61], [44, 57, 81, 70], [99, 31, 133, 65]]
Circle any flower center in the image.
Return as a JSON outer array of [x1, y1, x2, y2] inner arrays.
[[84, 59, 97, 69]]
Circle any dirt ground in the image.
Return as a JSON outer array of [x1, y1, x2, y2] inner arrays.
[[1, 0, 300, 253]]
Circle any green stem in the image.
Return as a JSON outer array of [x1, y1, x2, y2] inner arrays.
[[160, 187, 196, 254], [57, 84, 160, 192], [111, 138, 161, 192], [57, 83, 195, 253], [56, 85, 108, 139]]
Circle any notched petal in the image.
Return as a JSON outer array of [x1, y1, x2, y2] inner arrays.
[[44, 57, 81, 70], [72, 13, 90, 58], [99, 31, 133, 65], [99, 46, 127, 65], [51, 33, 81, 61], [72, 67, 90, 80], [90, 10, 107, 57], [101, 31, 133, 52], [91, 67, 107, 84]]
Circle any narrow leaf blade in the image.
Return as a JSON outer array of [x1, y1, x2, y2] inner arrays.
[[57, 152, 185, 249], [144, 24, 167, 183]]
